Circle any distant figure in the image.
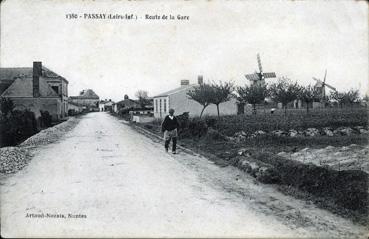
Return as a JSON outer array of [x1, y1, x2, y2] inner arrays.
[[161, 108, 179, 154]]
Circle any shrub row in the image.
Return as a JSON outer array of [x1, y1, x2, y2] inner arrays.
[[0, 109, 58, 147], [0, 110, 38, 147], [212, 108, 368, 136]]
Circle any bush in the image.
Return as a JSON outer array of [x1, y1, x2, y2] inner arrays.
[[216, 108, 368, 136], [187, 118, 208, 138], [205, 128, 227, 141], [0, 109, 38, 147], [0, 97, 14, 118]]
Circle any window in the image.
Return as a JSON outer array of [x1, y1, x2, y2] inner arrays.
[[159, 99, 162, 112], [155, 99, 158, 113], [51, 86, 59, 94], [163, 99, 167, 113]]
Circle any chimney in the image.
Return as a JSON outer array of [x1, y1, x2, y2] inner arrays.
[[198, 75, 203, 85], [180, 79, 189, 86], [33, 61, 42, 98]]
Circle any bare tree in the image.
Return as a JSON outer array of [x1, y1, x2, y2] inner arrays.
[[344, 89, 360, 108], [135, 90, 149, 108], [237, 83, 269, 114], [331, 89, 359, 108], [299, 85, 320, 113], [330, 91, 345, 108], [187, 83, 214, 119], [209, 81, 234, 118], [269, 77, 301, 115]]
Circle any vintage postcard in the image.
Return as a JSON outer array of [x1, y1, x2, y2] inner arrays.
[[0, 0, 368, 238]]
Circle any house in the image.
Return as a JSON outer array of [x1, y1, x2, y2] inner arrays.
[[0, 62, 69, 120], [153, 76, 238, 118], [69, 89, 99, 111], [114, 95, 141, 113], [67, 101, 83, 115], [99, 99, 114, 112]]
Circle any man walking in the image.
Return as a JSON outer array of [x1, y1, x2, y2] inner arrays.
[[161, 108, 179, 154]]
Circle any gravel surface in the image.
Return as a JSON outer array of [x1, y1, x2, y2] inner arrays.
[[21, 117, 80, 147], [0, 116, 81, 178], [0, 147, 30, 175]]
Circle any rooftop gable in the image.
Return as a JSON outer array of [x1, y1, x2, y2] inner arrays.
[[1, 76, 59, 98], [70, 89, 99, 99], [154, 84, 196, 98]]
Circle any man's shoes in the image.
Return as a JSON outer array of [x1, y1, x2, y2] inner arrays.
[[172, 151, 177, 154]]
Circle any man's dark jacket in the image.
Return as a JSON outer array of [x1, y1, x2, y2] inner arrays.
[[161, 115, 179, 132]]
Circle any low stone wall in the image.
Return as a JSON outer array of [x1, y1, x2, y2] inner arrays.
[[231, 151, 368, 215]]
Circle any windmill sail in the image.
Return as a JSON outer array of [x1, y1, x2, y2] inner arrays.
[[263, 72, 276, 78], [245, 73, 260, 81], [245, 54, 276, 84], [257, 53, 263, 73], [324, 83, 336, 91]]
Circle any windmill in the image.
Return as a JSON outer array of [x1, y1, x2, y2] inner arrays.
[[245, 53, 276, 85], [312, 69, 337, 102]]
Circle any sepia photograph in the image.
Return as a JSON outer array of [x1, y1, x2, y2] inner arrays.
[[0, 0, 368, 238]]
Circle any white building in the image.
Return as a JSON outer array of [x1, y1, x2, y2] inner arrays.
[[99, 99, 114, 112], [153, 76, 238, 118]]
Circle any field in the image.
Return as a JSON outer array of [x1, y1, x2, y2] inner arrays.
[[136, 107, 369, 224], [214, 107, 368, 136]]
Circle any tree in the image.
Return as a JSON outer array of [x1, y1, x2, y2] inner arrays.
[[330, 91, 345, 108], [330, 89, 359, 108], [362, 94, 369, 102], [237, 83, 269, 114], [269, 77, 301, 115], [209, 81, 234, 118], [0, 97, 14, 118], [135, 90, 149, 108], [299, 85, 320, 113], [344, 89, 360, 107], [362, 94, 369, 108], [187, 83, 214, 119]]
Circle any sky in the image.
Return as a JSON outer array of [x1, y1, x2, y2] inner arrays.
[[1, 0, 368, 101]]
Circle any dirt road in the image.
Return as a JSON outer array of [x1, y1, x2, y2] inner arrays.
[[1, 112, 366, 238]]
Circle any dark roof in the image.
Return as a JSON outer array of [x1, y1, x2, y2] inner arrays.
[[116, 98, 139, 105], [154, 84, 195, 97], [0, 66, 68, 83], [100, 99, 114, 104], [1, 77, 59, 98], [0, 67, 33, 80], [70, 89, 99, 99], [0, 80, 15, 95]]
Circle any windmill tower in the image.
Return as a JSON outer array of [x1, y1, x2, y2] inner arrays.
[[245, 53, 276, 85], [312, 69, 337, 103]]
